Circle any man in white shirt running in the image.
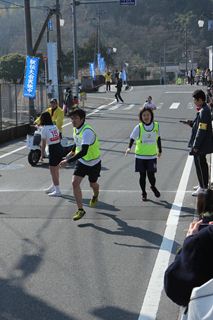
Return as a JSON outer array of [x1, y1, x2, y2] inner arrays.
[[60, 109, 101, 221]]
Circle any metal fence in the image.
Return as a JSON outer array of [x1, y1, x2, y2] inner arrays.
[[0, 83, 48, 131]]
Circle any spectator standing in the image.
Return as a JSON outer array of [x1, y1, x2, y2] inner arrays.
[[114, 69, 119, 83], [104, 71, 112, 91], [59, 109, 101, 221], [63, 87, 73, 116], [143, 96, 157, 110], [164, 219, 213, 309], [125, 108, 162, 201], [115, 78, 124, 103], [205, 68, 212, 87], [47, 80, 55, 99], [34, 98, 64, 137], [181, 89, 213, 196], [190, 69, 195, 85], [40, 112, 63, 197]]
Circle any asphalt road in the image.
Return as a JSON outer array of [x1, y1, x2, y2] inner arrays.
[[0, 84, 208, 320]]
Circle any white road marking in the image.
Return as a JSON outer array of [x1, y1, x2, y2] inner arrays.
[[0, 146, 26, 159], [165, 91, 193, 94], [109, 104, 120, 110], [124, 104, 135, 110], [0, 189, 195, 193], [157, 103, 164, 109], [137, 155, 193, 320], [169, 102, 180, 109]]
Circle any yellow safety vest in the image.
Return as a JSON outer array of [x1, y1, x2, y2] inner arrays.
[[73, 124, 100, 162], [34, 106, 64, 133], [135, 122, 159, 156]]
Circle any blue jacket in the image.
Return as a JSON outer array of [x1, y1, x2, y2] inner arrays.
[[164, 225, 213, 306], [188, 103, 213, 154]]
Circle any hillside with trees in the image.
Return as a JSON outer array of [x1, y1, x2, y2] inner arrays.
[[0, 0, 213, 79]]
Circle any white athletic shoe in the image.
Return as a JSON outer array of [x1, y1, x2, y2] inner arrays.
[[193, 185, 199, 190], [192, 187, 207, 196], [48, 190, 61, 197], [44, 186, 55, 194]]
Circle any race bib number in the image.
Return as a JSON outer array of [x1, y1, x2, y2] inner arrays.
[[142, 132, 156, 144], [49, 129, 60, 142]]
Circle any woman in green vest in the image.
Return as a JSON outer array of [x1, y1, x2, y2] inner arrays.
[[125, 108, 162, 201]]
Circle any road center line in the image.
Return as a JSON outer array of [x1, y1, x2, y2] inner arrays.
[[138, 155, 193, 320]]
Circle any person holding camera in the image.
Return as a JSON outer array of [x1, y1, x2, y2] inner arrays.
[[164, 219, 213, 317]]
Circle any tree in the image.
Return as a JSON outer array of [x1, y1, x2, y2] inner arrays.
[[0, 53, 25, 83]]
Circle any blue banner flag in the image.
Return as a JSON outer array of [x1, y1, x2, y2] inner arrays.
[[100, 57, 106, 73], [97, 53, 101, 70], [122, 69, 127, 82], [89, 62, 95, 78], [23, 56, 40, 99]]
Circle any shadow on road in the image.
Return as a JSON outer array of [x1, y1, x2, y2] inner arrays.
[[0, 278, 77, 320], [91, 305, 142, 320], [78, 212, 179, 254]]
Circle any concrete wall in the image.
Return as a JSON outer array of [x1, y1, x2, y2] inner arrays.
[[0, 124, 29, 144]]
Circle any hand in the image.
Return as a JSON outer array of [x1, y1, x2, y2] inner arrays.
[[158, 152, 162, 158], [189, 148, 199, 155], [125, 148, 131, 156], [186, 220, 203, 237], [59, 159, 68, 168]]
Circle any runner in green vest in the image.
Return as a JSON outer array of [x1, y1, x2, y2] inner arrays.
[[60, 108, 101, 221], [125, 108, 162, 201]]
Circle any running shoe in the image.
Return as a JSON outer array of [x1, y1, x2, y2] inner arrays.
[[142, 191, 147, 201], [89, 194, 99, 207], [193, 185, 199, 190], [73, 208, 86, 221], [48, 190, 61, 197], [192, 187, 207, 196], [150, 186, 161, 198], [44, 186, 55, 194]]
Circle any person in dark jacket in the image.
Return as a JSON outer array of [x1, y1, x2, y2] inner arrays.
[[115, 78, 124, 103], [181, 89, 213, 195], [164, 220, 213, 307]]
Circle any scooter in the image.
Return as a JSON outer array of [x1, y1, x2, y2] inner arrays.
[[26, 126, 74, 166]]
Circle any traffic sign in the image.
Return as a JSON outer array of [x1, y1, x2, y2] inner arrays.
[[120, 0, 136, 5]]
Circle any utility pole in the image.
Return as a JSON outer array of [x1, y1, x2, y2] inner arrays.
[[97, 9, 101, 55], [70, 0, 123, 96], [71, 0, 79, 97], [24, 0, 35, 123], [56, 0, 63, 106], [185, 27, 188, 76]]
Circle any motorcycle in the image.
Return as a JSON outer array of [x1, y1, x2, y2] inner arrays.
[[26, 126, 74, 166]]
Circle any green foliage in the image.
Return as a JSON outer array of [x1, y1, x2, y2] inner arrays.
[[61, 35, 114, 77], [0, 53, 25, 83]]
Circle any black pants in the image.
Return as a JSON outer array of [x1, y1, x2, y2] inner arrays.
[[115, 90, 123, 102], [194, 154, 209, 189], [139, 172, 156, 193], [106, 82, 111, 91]]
